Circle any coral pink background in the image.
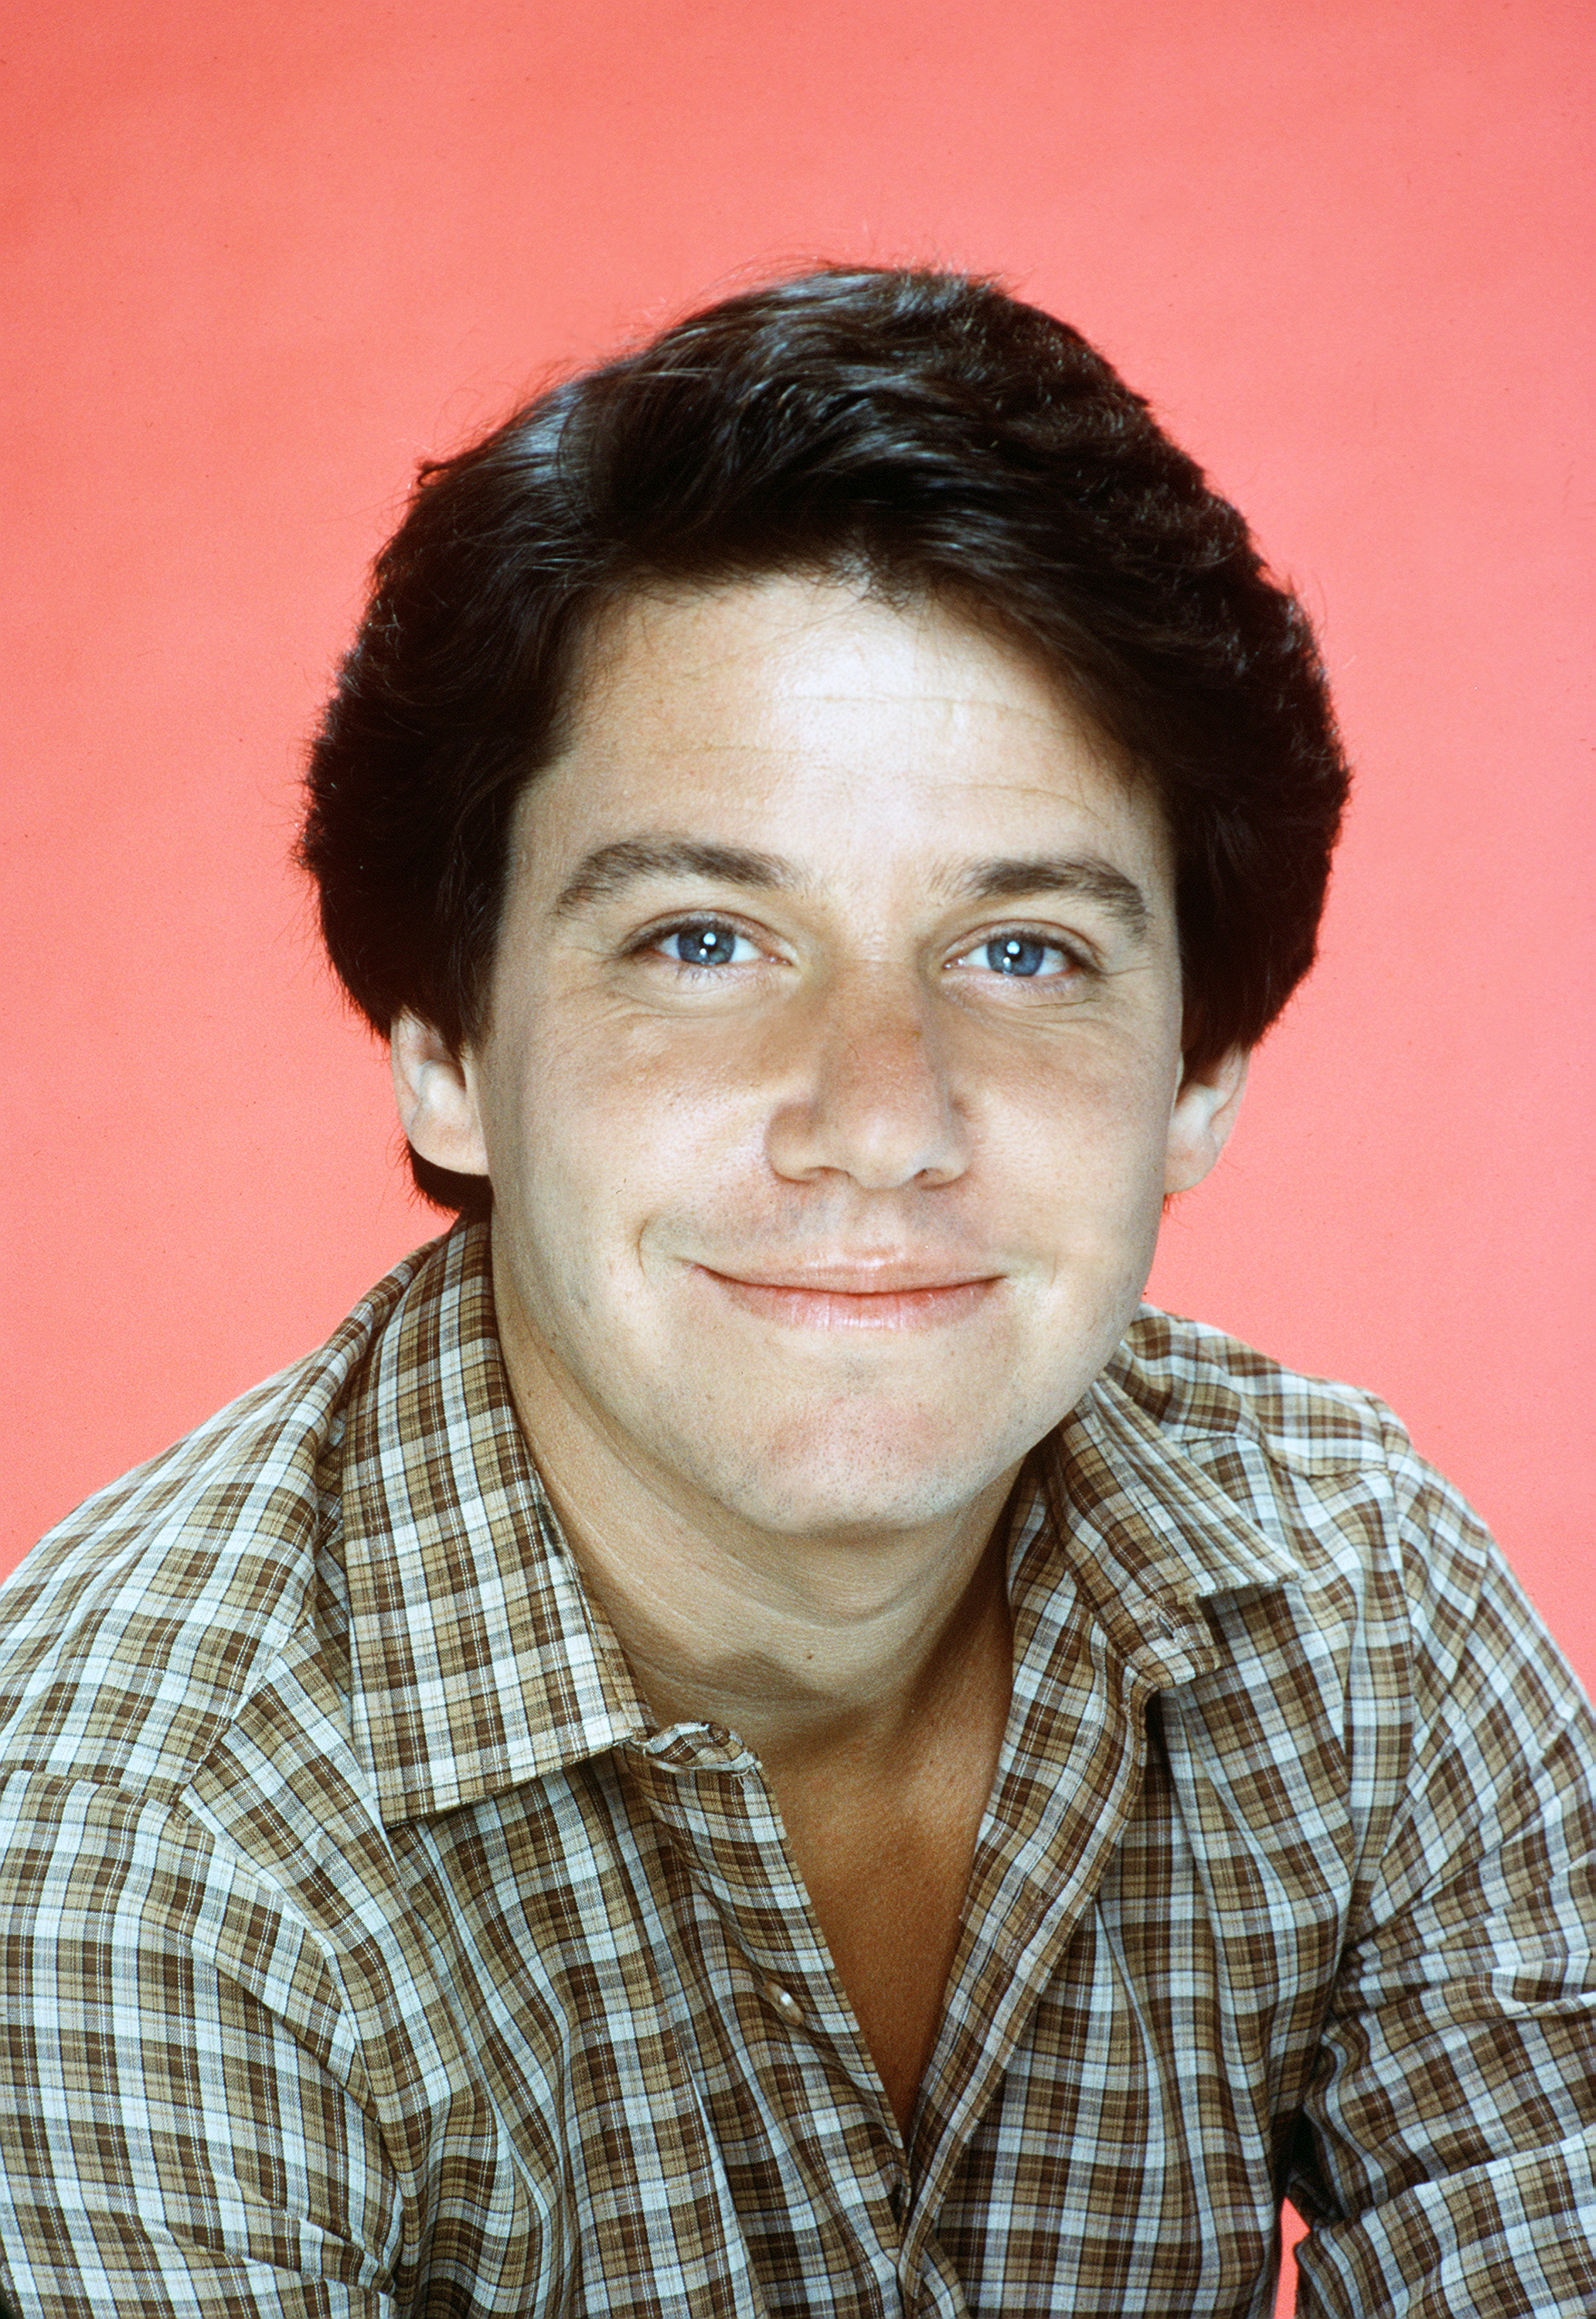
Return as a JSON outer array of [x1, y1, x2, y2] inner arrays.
[[5, 5, 1591, 2297]]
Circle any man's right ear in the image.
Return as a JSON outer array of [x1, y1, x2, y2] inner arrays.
[[390, 1011, 490, 1180]]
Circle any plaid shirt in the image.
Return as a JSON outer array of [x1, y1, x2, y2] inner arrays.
[[1, 1224, 1592, 2317]]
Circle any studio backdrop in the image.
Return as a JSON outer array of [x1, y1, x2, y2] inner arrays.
[[6, 5, 1590, 1702]]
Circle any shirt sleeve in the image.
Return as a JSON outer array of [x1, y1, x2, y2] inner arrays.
[[1289, 1449, 1596, 2317], [0, 1769, 402, 2318]]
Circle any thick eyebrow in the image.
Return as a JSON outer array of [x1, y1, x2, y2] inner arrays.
[[552, 836, 1150, 942], [553, 838, 798, 916], [958, 855, 1151, 939]]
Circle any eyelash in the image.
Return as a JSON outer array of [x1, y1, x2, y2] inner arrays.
[[635, 917, 770, 970], [633, 914, 1094, 982], [949, 928, 1091, 981]]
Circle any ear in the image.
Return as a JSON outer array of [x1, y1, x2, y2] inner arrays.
[[390, 1010, 490, 1180], [1164, 1045, 1248, 1196]]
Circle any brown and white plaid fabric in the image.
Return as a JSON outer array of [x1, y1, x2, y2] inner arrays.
[[1, 1223, 1591, 2316]]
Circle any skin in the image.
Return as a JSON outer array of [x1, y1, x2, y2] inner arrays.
[[394, 574, 1246, 2130]]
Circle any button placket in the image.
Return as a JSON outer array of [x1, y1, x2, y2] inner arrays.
[[625, 1718, 919, 2289], [625, 1729, 869, 2066], [761, 1976, 805, 2026]]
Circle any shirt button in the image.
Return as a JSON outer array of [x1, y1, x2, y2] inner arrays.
[[762, 1977, 804, 2024]]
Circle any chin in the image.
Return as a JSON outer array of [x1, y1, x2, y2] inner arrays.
[[724, 1480, 985, 1544], [686, 1418, 1028, 1542]]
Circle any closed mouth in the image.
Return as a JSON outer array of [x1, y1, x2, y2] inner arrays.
[[692, 1262, 999, 1330]]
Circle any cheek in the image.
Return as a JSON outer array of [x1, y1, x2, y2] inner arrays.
[[481, 1016, 737, 1268], [556, 1018, 782, 1194], [480, 1001, 624, 1158], [989, 1033, 1177, 1179]]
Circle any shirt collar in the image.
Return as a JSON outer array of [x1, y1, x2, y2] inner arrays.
[[336, 1226, 1300, 1822], [1030, 1350, 1305, 1687], [339, 1223, 650, 1824]]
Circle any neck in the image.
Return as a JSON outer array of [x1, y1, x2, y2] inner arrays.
[[585, 1484, 1016, 1783], [498, 1323, 1019, 1779]]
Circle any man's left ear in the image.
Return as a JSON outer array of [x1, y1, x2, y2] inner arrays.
[[1164, 1045, 1249, 1196]]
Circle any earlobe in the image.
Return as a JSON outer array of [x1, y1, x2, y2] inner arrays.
[[1164, 1045, 1248, 1196], [390, 1010, 491, 1179]]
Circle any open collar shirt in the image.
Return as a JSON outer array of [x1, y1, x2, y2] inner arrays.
[[0, 1222, 1592, 2317]]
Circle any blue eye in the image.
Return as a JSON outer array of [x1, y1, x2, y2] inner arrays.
[[661, 922, 748, 968], [983, 934, 1053, 977], [948, 928, 1084, 983]]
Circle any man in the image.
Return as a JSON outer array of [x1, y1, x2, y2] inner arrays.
[[0, 269, 1591, 2317]]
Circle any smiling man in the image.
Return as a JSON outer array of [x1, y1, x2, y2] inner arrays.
[[2, 272, 1592, 2319]]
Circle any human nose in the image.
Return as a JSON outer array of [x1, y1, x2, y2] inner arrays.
[[761, 962, 969, 1190]]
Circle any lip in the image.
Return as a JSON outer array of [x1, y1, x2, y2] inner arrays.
[[691, 1260, 1000, 1331]]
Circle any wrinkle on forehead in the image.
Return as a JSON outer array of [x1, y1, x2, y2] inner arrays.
[[519, 574, 1170, 921], [563, 572, 1135, 771]]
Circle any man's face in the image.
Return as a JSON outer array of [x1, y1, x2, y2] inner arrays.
[[417, 577, 1240, 1547]]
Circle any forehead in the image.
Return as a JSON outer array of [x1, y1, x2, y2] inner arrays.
[[517, 575, 1170, 893]]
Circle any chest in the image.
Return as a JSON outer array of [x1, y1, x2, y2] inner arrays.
[[771, 1753, 999, 2137], [373, 1734, 1350, 2317], [319, 1598, 1377, 2317]]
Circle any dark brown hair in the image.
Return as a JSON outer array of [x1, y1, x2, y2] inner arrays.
[[301, 267, 1348, 1214]]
